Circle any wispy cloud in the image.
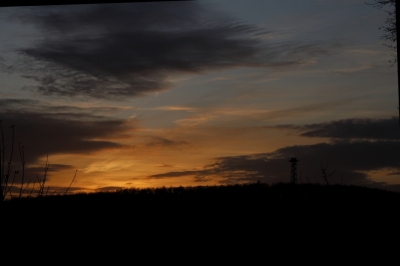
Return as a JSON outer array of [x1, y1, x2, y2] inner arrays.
[[331, 63, 376, 74], [174, 114, 217, 127], [84, 158, 137, 173], [271, 118, 400, 140], [145, 137, 189, 148], [148, 106, 195, 112], [148, 170, 202, 179], [154, 164, 174, 168]]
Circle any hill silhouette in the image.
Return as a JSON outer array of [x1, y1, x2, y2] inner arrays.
[[3, 182, 399, 257], [4, 182, 399, 222]]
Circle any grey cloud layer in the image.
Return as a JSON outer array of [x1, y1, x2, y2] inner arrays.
[[0, 99, 133, 166], [12, 2, 341, 99]]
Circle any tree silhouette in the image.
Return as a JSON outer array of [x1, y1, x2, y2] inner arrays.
[[368, 1, 397, 62], [368, 0, 400, 126]]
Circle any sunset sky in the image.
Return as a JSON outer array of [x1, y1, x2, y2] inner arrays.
[[1, 0, 400, 194]]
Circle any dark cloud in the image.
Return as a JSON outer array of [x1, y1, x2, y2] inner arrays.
[[0, 98, 135, 118], [0, 98, 134, 166], [186, 118, 400, 190], [24, 164, 75, 183], [139, 118, 400, 191], [267, 140, 400, 176], [152, 140, 400, 191], [9, 2, 343, 99], [273, 118, 400, 140]]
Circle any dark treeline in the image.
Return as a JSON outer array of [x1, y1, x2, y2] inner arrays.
[[3, 182, 399, 255], [4, 182, 400, 219]]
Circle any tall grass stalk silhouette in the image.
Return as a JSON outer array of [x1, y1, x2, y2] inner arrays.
[[0, 121, 78, 202]]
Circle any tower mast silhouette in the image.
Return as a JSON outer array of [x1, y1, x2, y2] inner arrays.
[[289, 158, 298, 184]]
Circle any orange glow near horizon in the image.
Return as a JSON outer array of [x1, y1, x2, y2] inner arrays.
[[1, 1, 400, 194]]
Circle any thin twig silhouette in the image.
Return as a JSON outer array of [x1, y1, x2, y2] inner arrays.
[[64, 170, 78, 195]]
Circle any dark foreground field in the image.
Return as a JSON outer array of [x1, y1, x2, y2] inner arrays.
[[3, 183, 400, 256], [4, 182, 400, 213]]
